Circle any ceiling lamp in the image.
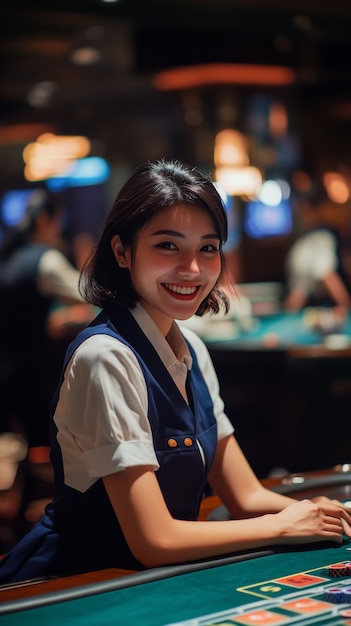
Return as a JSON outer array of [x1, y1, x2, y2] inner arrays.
[[70, 47, 102, 65], [214, 130, 249, 168], [23, 133, 91, 182], [214, 129, 262, 197], [153, 63, 295, 91], [323, 172, 350, 204]]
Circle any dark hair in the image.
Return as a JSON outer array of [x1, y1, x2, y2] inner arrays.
[[80, 159, 230, 315]]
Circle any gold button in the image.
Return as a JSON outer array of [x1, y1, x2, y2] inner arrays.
[[167, 438, 178, 448], [184, 437, 193, 447]]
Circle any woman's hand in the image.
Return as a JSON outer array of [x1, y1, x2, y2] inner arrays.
[[310, 496, 351, 538], [273, 499, 347, 544]]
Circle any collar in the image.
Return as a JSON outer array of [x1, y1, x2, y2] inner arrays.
[[130, 302, 193, 372]]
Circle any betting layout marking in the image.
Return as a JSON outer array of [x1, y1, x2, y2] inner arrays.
[[167, 561, 351, 626]]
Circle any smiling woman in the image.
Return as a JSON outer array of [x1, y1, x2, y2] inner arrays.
[[1, 159, 351, 585], [79, 159, 229, 316], [110, 202, 222, 333]]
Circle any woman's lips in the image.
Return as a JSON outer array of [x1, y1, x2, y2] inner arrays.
[[162, 283, 200, 300]]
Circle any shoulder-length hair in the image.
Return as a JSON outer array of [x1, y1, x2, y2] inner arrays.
[[80, 159, 230, 316]]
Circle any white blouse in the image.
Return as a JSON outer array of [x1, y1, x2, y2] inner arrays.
[[286, 229, 338, 294], [53, 303, 234, 492]]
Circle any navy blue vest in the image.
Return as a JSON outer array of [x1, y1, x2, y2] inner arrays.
[[43, 306, 218, 572]]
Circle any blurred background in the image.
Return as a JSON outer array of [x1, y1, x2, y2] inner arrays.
[[2, 0, 351, 281], [1, 0, 351, 550]]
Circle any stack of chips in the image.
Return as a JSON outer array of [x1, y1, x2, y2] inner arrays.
[[328, 563, 351, 578], [325, 587, 349, 603], [324, 563, 351, 605]]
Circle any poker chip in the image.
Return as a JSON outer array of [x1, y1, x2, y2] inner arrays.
[[329, 563, 349, 577], [342, 586, 351, 602], [340, 609, 351, 617], [325, 587, 345, 603]]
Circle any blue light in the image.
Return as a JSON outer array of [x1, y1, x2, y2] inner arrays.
[[1, 190, 34, 227], [46, 157, 110, 190], [244, 199, 292, 239]]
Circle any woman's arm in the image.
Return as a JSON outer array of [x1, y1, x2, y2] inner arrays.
[[103, 455, 351, 569], [209, 436, 351, 524], [208, 435, 297, 517]]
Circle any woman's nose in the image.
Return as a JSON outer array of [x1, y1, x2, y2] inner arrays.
[[177, 255, 200, 275]]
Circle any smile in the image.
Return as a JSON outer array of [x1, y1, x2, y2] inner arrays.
[[162, 283, 200, 299], [163, 283, 198, 295]]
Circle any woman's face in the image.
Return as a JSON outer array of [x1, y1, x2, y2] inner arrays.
[[113, 203, 221, 334]]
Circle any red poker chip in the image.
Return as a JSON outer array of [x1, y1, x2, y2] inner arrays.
[[340, 609, 351, 617], [329, 563, 349, 577]]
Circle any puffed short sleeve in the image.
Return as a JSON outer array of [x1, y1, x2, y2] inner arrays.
[[54, 334, 159, 492]]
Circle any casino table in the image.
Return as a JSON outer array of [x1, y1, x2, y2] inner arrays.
[[3, 543, 351, 626], [194, 310, 351, 476], [1, 470, 351, 626], [200, 309, 351, 354]]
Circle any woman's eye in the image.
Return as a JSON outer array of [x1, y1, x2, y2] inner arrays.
[[201, 244, 220, 253], [156, 241, 177, 250]]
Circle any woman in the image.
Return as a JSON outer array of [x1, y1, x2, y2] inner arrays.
[[1, 159, 350, 583]]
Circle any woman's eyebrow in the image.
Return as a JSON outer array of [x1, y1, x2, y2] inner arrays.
[[152, 229, 219, 240]]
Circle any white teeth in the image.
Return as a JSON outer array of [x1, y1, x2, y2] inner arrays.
[[164, 283, 197, 295]]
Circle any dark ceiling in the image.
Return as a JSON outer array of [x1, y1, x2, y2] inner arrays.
[[2, 0, 351, 189]]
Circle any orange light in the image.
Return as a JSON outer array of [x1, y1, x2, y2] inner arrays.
[[215, 166, 262, 197], [153, 63, 296, 91], [323, 172, 350, 204], [269, 102, 288, 137], [23, 133, 91, 181], [214, 130, 249, 168]]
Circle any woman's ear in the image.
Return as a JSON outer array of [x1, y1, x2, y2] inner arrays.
[[111, 234, 130, 269]]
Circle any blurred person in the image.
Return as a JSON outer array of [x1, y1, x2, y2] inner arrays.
[[0, 189, 93, 449], [284, 183, 351, 311]]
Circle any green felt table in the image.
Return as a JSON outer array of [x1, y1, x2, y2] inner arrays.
[[2, 541, 351, 626], [202, 311, 351, 351]]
